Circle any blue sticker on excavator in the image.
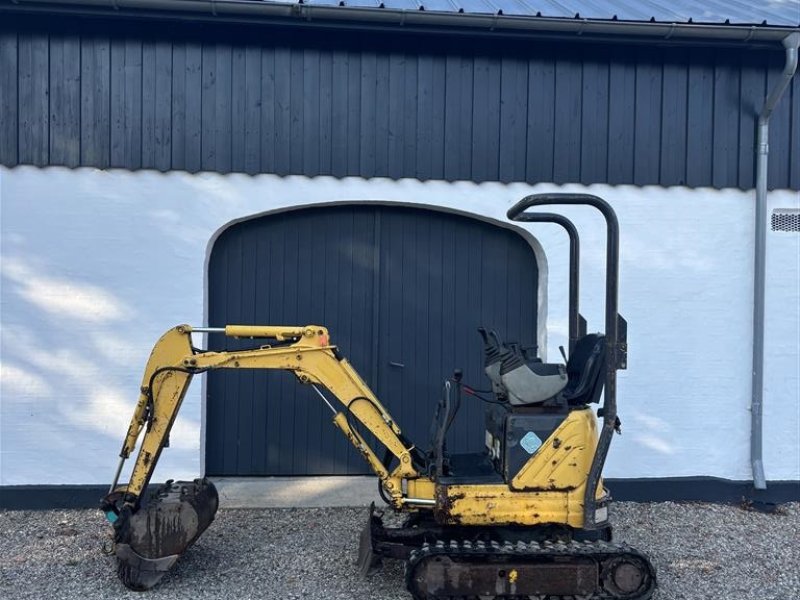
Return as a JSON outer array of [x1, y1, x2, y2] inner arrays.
[[520, 431, 542, 454]]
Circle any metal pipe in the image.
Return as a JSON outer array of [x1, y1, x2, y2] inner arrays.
[[191, 327, 225, 333], [109, 456, 126, 493], [506, 209, 581, 355], [401, 497, 436, 506], [311, 384, 338, 415], [508, 194, 619, 530], [751, 32, 799, 491], [3, 0, 797, 45]]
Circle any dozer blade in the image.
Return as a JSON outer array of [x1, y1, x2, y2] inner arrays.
[[112, 478, 219, 590]]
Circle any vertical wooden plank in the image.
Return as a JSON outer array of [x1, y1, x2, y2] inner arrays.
[[429, 55, 446, 180], [171, 43, 186, 170], [457, 57, 474, 181], [184, 43, 202, 172], [110, 39, 124, 166], [125, 39, 142, 168], [444, 54, 472, 181], [660, 51, 688, 186], [633, 52, 662, 186], [81, 36, 110, 168], [387, 52, 406, 178], [251, 233, 270, 473], [49, 35, 81, 167], [201, 43, 217, 171], [374, 53, 390, 176], [330, 49, 348, 177], [361, 50, 378, 176], [318, 50, 333, 175], [110, 38, 142, 168], [289, 47, 304, 174], [264, 222, 286, 472], [526, 56, 555, 183], [416, 55, 433, 179], [443, 54, 458, 181], [154, 41, 172, 171], [141, 42, 157, 168], [222, 233, 243, 474], [17, 33, 49, 165], [0, 32, 18, 164], [580, 58, 609, 184], [553, 57, 582, 184], [402, 53, 417, 180], [607, 57, 635, 184], [260, 46, 276, 173], [686, 59, 714, 187], [243, 45, 261, 174], [303, 48, 321, 175], [236, 226, 257, 474], [231, 45, 247, 172], [737, 51, 763, 190], [346, 50, 361, 175], [204, 239, 226, 475], [499, 57, 528, 183], [280, 218, 300, 473], [712, 49, 741, 189], [292, 212, 316, 472], [472, 55, 501, 181], [215, 44, 232, 173], [141, 41, 172, 171], [273, 47, 291, 175]]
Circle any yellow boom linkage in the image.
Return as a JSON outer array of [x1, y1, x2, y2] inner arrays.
[[109, 324, 431, 511]]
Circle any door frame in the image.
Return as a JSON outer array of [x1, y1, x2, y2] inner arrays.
[[200, 200, 550, 476]]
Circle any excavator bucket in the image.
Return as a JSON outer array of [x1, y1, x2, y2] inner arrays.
[[111, 478, 219, 590]]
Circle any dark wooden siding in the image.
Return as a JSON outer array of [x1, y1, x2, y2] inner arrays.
[[1, 18, 798, 190], [206, 205, 538, 476]]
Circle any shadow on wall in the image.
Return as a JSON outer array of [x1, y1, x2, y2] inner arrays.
[[0, 250, 200, 485]]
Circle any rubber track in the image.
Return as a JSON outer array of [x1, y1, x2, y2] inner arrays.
[[405, 538, 656, 600]]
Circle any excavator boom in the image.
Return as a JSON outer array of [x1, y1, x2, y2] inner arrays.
[[103, 323, 431, 590]]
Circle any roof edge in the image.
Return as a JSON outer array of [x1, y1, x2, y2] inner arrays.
[[2, 0, 798, 45]]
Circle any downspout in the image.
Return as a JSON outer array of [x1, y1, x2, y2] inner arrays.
[[751, 32, 799, 490]]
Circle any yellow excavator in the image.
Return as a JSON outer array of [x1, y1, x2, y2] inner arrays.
[[101, 194, 656, 599]]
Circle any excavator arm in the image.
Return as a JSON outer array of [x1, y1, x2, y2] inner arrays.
[[107, 324, 426, 511], [102, 324, 433, 591]]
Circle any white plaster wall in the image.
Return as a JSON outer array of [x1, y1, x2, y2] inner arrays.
[[0, 165, 797, 485]]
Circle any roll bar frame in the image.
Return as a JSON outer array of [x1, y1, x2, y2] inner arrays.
[[506, 209, 585, 355], [507, 193, 626, 530]]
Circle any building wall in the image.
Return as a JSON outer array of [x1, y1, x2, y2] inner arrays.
[[1, 165, 798, 486], [1, 16, 799, 190]]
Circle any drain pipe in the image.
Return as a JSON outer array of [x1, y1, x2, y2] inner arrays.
[[751, 32, 799, 491]]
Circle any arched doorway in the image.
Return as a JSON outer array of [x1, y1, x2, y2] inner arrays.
[[206, 203, 541, 475]]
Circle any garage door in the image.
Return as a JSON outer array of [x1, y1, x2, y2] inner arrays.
[[206, 204, 539, 475]]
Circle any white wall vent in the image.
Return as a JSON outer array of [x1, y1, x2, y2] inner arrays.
[[771, 209, 800, 232]]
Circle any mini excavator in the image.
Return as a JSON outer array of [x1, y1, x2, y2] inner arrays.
[[101, 194, 656, 599]]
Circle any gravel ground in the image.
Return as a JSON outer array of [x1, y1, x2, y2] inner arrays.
[[1, 502, 797, 600]]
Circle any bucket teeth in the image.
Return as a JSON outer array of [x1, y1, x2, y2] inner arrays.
[[113, 478, 219, 590]]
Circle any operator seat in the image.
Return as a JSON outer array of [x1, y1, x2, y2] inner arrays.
[[561, 333, 606, 406]]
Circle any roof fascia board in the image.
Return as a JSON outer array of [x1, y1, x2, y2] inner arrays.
[[1, 0, 797, 47]]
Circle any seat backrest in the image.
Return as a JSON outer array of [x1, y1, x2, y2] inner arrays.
[[562, 334, 606, 405]]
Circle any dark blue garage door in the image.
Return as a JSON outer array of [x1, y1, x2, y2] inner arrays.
[[206, 204, 539, 475]]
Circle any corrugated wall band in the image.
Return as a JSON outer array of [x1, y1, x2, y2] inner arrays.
[[0, 28, 798, 190]]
